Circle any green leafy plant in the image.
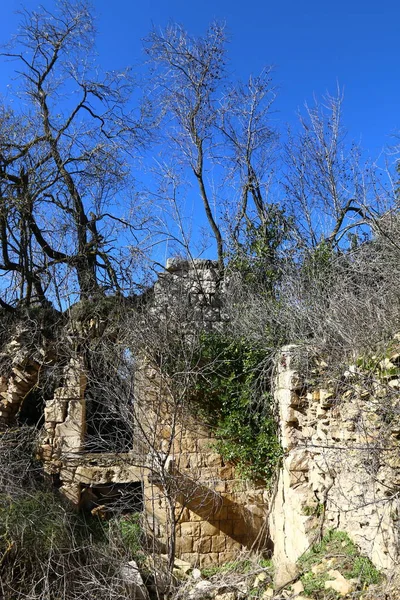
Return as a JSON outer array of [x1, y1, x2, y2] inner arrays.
[[192, 332, 281, 482], [115, 513, 144, 558]]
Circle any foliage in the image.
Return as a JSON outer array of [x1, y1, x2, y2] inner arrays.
[[112, 513, 144, 559], [226, 203, 292, 291], [298, 530, 382, 597], [0, 491, 70, 560], [0, 484, 150, 598], [193, 331, 281, 482]]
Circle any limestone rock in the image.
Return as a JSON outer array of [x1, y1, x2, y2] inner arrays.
[[120, 560, 150, 600], [291, 579, 304, 595], [253, 572, 268, 588], [324, 570, 357, 596], [192, 568, 202, 579], [188, 580, 214, 599]]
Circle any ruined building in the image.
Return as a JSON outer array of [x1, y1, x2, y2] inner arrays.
[[1, 259, 400, 584], [0, 260, 268, 569]]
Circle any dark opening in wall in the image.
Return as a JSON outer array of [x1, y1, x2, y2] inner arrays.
[[84, 351, 134, 453], [18, 387, 45, 427], [84, 394, 134, 453], [80, 481, 143, 515], [18, 366, 59, 427]]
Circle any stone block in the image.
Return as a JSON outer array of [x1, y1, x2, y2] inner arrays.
[[175, 535, 194, 554], [44, 399, 67, 423], [67, 398, 85, 422], [211, 535, 226, 553], [181, 521, 200, 538], [60, 466, 76, 483], [213, 481, 226, 493], [197, 438, 213, 451], [206, 453, 223, 467], [186, 510, 203, 522], [233, 520, 251, 536], [217, 551, 239, 564], [224, 537, 241, 551], [179, 437, 197, 452], [54, 421, 83, 452], [199, 553, 219, 568], [200, 521, 220, 536], [40, 444, 53, 460], [220, 465, 234, 479], [193, 536, 212, 553], [60, 483, 80, 504]]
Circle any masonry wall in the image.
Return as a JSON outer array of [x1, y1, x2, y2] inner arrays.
[[270, 345, 400, 587], [2, 264, 400, 578], [136, 362, 268, 568], [136, 259, 269, 567], [0, 259, 268, 568]]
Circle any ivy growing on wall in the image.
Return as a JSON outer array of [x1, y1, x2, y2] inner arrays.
[[192, 332, 281, 483]]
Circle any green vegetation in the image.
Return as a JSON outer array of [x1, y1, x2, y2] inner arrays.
[[193, 332, 281, 482], [112, 513, 144, 559], [298, 530, 382, 598], [0, 491, 71, 561], [0, 488, 146, 598], [302, 502, 324, 517]]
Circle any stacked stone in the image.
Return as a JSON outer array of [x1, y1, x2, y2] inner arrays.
[[40, 357, 87, 466], [138, 260, 269, 567], [34, 258, 269, 567], [153, 259, 223, 328], [270, 346, 400, 587], [0, 336, 42, 427], [139, 360, 268, 568]]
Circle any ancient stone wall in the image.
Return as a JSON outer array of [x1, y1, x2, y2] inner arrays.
[[135, 259, 268, 566], [270, 345, 400, 586], [19, 259, 268, 567], [0, 327, 48, 427], [3, 261, 400, 579], [136, 361, 268, 568]]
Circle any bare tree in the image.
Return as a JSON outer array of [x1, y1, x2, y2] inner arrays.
[[0, 0, 149, 308], [145, 24, 283, 274], [283, 91, 378, 252], [145, 23, 226, 270]]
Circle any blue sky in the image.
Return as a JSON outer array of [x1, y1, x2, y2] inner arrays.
[[1, 0, 398, 159]]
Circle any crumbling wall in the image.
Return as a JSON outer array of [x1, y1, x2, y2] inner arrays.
[[137, 259, 269, 567], [19, 258, 268, 567], [152, 257, 224, 326], [137, 362, 268, 568], [270, 345, 400, 587], [0, 326, 53, 427]]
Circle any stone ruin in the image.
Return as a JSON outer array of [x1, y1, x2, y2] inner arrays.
[[1, 259, 400, 582], [270, 345, 400, 585], [0, 259, 269, 569]]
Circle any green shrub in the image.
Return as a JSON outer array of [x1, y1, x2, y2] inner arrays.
[[0, 491, 70, 560], [192, 332, 281, 482], [114, 513, 144, 557]]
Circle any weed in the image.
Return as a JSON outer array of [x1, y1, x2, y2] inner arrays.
[[298, 530, 382, 598]]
